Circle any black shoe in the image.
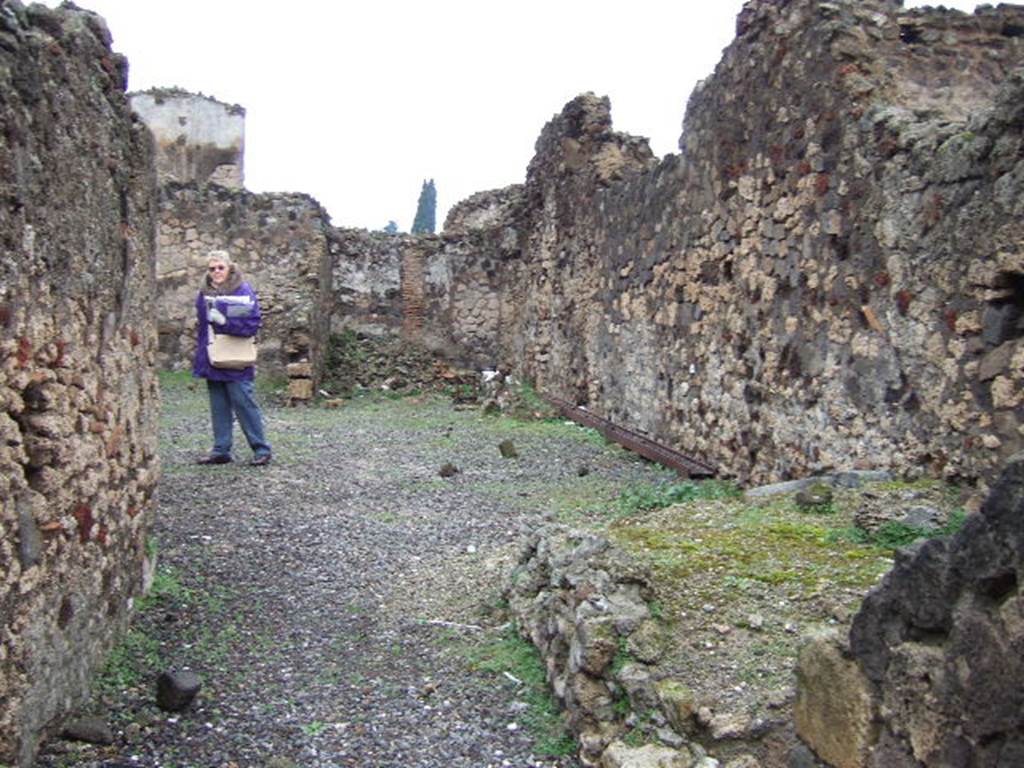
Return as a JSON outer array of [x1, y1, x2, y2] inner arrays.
[[249, 455, 272, 466], [196, 454, 232, 465]]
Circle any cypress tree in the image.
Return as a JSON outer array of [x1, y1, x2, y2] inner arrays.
[[411, 179, 437, 234]]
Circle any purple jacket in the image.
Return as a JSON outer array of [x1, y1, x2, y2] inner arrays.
[[192, 282, 262, 382]]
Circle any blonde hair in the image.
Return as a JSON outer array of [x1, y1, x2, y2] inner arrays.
[[207, 250, 234, 269]]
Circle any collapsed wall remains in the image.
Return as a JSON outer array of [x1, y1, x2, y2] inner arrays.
[[0, 3, 160, 765]]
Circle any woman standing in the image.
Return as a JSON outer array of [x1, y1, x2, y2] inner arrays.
[[192, 250, 273, 466]]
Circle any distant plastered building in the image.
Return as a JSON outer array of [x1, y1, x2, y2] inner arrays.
[[130, 88, 245, 189]]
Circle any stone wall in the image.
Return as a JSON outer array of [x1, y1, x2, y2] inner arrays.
[[506, 529, 768, 767], [153, 185, 525, 388], [130, 89, 244, 189], [155, 184, 333, 395], [331, 228, 405, 338], [484, 0, 1024, 491], [439, 187, 526, 369], [0, 4, 159, 765], [328, 186, 526, 370], [513, 466, 1024, 768]]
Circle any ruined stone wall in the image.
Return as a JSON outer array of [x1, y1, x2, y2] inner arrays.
[[155, 196, 483, 397], [492, 0, 1024, 490], [436, 187, 525, 368], [331, 205, 520, 370], [155, 184, 333, 394], [0, 4, 159, 765], [130, 89, 244, 189], [331, 228, 416, 340]]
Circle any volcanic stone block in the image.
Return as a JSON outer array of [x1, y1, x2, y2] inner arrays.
[[156, 670, 202, 712]]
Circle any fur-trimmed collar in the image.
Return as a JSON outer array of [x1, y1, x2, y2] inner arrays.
[[200, 266, 244, 296]]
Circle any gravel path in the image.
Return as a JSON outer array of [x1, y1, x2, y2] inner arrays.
[[37, 377, 676, 767]]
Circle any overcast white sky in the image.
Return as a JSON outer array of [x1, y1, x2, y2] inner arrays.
[[42, 0, 978, 231]]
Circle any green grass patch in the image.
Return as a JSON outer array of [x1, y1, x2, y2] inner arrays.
[[302, 720, 328, 737], [137, 566, 192, 611], [486, 413, 609, 446], [610, 498, 893, 597], [462, 628, 575, 757], [514, 381, 551, 415], [98, 628, 162, 693], [615, 479, 741, 517], [97, 563, 244, 696], [827, 508, 968, 551], [97, 565, 194, 692]]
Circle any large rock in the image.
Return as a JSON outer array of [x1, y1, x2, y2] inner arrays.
[[793, 629, 877, 768], [601, 741, 693, 768]]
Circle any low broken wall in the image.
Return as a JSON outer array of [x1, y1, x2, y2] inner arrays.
[[506, 527, 800, 767], [0, 4, 159, 764]]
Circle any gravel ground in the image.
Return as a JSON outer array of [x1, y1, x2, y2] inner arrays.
[[36, 376, 676, 767]]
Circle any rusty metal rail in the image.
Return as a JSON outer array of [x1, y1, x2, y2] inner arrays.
[[543, 395, 717, 478]]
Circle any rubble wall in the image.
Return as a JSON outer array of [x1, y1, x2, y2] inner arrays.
[[439, 187, 526, 369], [494, 0, 1024, 490], [155, 184, 333, 393], [0, 4, 159, 765], [329, 204, 522, 370]]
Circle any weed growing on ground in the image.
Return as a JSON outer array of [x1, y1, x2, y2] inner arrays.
[[96, 563, 247, 699], [137, 567, 191, 611], [616, 479, 741, 517], [461, 628, 575, 756], [515, 381, 546, 412], [828, 508, 968, 551], [99, 628, 162, 693], [96, 566, 191, 694], [301, 720, 328, 737]]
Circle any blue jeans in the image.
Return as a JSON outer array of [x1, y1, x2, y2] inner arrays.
[[206, 380, 272, 459]]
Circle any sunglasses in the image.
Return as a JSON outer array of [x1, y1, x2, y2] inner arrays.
[[208, 265, 228, 272]]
